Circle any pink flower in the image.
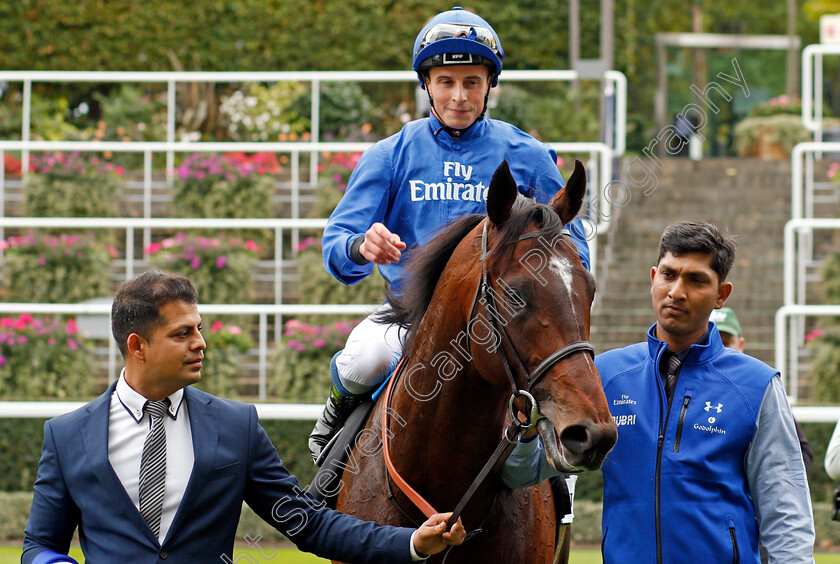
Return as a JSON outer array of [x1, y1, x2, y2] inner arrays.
[[0, 318, 13, 328], [66, 318, 78, 335], [216, 255, 227, 268], [228, 326, 242, 335], [67, 338, 78, 351], [287, 339, 301, 349], [0, 354, 5, 366], [313, 339, 327, 348], [48, 337, 56, 345], [805, 328, 825, 342], [190, 257, 201, 269], [145, 242, 162, 254], [17, 335, 27, 344], [211, 321, 224, 333], [294, 237, 315, 253], [244, 240, 258, 252], [38, 256, 47, 266]]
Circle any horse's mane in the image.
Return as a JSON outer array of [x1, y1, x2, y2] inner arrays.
[[377, 195, 568, 352]]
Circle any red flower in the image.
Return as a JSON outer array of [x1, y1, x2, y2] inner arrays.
[[4, 153, 21, 176]]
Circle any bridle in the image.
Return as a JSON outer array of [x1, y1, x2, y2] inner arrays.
[[470, 219, 595, 422], [380, 218, 594, 541]]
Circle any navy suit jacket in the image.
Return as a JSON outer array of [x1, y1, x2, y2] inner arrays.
[[22, 382, 415, 564]]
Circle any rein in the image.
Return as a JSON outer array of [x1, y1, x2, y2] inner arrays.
[[380, 218, 594, 536], [381, 355, 522, 539]]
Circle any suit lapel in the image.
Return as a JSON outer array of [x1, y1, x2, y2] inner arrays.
[[79, 381, 160, 546], [165, 386, 219, 541]]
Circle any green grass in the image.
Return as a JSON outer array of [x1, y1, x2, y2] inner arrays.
[[3, 546, 839, 563]]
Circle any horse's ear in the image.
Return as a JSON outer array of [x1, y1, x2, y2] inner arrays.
[[549, 159, 586, 225], [487, 160, 517, 226]]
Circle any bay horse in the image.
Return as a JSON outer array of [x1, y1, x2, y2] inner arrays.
[[333, 160, 617, 563]]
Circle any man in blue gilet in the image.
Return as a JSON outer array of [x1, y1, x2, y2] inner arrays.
[[502, 221, 814, 563]]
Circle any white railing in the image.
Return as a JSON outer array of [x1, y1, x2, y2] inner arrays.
[[801, 44, 840, 143], [779, 218, 840, 404], [0, 70, 626, 415], [0, 69, 627, 172], [787, 144, 840, 319], [0, 400, 835, 422], [791, 142, 840, 225], [0, 216, 328, 287], [0, 143, 613, 280], [776, 303, 840, 404], [782, 217, 840, 306], [0, 401, 323, 420], [0, 302, 376, 402]]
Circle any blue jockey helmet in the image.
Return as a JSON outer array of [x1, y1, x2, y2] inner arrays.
[[412, 7, 504, 89]]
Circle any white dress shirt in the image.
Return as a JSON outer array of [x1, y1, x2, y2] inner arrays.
[[108, 371, 194, 543]]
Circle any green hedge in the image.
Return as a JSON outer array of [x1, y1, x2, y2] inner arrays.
[[3, 419, 840, 547], [4, 419, 837, 501], [0, 2, 580, 74], [3, 493, 840, 548], [0, 1, 824, 155]]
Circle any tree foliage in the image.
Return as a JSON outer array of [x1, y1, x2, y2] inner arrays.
[[0, 1, 823, 153]]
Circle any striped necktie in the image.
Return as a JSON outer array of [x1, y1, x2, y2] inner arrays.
[[139, 399, 170, 538], [664, 352, 682, 402]]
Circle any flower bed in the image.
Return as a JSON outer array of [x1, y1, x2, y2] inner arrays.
[[172, 152, 277, 244], [0, 314, 96, 400], [25, 152, 123, 220], [270, 319, 360, 402], [145, 232, 261, 305], [1, 231, 115, 303]]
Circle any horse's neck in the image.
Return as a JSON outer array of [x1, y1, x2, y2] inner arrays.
[[390, 319, 509, 464]]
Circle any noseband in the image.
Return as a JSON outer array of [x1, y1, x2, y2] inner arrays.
[[470, 219, 594, 421]]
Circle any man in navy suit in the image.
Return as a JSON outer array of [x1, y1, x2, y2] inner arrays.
[[22, 271, 464, 564]]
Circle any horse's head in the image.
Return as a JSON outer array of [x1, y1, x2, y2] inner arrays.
[[474, 160, 617, 472]]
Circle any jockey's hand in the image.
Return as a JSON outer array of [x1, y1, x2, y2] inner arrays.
[[413, 512, 466, 556], [360, 223, 406, 265]]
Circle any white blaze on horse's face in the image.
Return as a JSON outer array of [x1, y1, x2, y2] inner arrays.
[[548, 256, 576, 316]]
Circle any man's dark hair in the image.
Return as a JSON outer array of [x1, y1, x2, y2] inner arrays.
[[657, 221, 737, 283], [111, 271, 198, 357]]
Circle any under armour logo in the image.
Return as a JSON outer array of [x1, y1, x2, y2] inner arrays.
[[704, 402, 723, 413]]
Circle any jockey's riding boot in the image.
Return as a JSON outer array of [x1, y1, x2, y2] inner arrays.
[[308, 383, 360, 465], [309, 352, 361, 465]]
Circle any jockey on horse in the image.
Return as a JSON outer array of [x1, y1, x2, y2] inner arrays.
[[309, 6, 591, 464]]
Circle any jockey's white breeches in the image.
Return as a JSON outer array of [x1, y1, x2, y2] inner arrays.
[[335, 304, 406, 396]]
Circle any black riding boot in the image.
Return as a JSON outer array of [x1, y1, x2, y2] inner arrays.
[[308, 382, 361, 465]]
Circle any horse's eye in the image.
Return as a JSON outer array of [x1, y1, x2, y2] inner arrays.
[[504, 287, 525, 307]]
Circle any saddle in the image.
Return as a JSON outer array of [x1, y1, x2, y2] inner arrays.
[[306, 399, 376, 507]]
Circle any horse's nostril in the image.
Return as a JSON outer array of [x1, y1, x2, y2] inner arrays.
[[559, 424, 592, 455]]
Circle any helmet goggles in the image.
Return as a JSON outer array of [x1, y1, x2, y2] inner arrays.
[[415, 23, 500, 59]]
